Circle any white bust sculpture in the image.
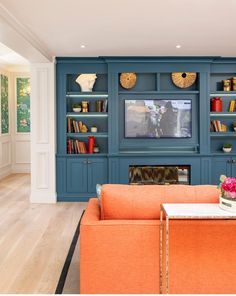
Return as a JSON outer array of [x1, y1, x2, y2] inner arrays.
[[75, 73, 97, 92]]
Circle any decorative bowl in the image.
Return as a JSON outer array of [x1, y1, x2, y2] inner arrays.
[[73, 107, 81, 112], [223, 147, 232, 153], [219, 195, 236, 212]]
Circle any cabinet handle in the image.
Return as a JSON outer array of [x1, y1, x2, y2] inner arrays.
[[83, 160, 87, 164], [232, 160, 236, 164], [227, 160, 232, 163], [87, 160, 92, 164]]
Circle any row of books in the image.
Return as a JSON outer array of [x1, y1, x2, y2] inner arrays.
[[67, 139, 87, 154], [210, 120, 228, 132], [67, 118, 87, 133], [96, 99, 108, 112]]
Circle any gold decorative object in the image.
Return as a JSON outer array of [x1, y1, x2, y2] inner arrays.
[[171, 72, 197, 88], [120, 73, 137, 89], [81, 101, 89, 112], [79, 121, 88, 133], [223, 79, 231, 91], [232, 77, 236, 91]]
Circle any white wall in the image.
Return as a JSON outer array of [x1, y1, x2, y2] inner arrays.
[[0, 65, 30, 180]]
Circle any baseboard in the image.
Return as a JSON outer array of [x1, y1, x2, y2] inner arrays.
[[11, 164, 30, 173], [0, 165, 11, 180], [30, 190, 57, 203]]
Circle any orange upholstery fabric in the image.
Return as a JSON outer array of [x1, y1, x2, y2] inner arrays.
[[80, 198, 236, 294], [101, 184, 219, 219], [80, 198, 160, 294]]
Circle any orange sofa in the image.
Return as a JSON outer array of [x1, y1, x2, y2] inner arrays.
[[80, 184, 236, 294]]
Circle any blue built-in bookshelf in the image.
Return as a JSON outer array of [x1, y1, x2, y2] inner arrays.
[[56, 57, 236, 201]]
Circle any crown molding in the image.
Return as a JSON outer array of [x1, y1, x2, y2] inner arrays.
[[0, 3, 53, 62]]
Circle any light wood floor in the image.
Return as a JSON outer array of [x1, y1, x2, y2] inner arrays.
[[0, 174, 86, 294]]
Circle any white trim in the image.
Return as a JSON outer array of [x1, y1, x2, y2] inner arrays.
[[30, 63, 56, 203], [0, 164, 11, 180], [30, 191, 57, 204], [0, 4, 53, 62]]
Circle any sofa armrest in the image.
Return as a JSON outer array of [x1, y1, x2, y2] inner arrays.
[[80, 198, 160, 294]]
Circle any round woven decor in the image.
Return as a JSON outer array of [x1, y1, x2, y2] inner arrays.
[[120, 73, 137, 89], [171, 72, 197, 88]]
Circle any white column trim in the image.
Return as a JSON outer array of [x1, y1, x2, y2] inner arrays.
[[30, 63, 56, 203]]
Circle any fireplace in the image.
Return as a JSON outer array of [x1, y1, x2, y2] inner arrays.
[[129, 165, 190, 185]]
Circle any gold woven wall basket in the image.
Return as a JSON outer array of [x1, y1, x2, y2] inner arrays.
[[171, 72, 197, 88], [120, 73, 137, 89]]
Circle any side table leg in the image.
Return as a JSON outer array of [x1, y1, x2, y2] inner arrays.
[[166, 216, 169, 294], [160, 209, 163, 294]]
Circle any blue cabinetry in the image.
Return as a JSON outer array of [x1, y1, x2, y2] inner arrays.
[[211, 157, 236, 184], [57, 156, 108, 201], [56, 57, 236, 201], [67, 158, 87, 193]]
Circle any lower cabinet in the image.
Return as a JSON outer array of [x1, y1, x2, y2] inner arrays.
[[57, 157, 108, 201], [211, 157, 236, 185], [67, 157, 108, 195]]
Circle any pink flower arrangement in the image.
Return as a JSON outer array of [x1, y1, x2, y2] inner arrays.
[[219, 175, 236, 199]]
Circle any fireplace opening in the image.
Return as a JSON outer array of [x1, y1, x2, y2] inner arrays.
[[129, 165, 190, 185]]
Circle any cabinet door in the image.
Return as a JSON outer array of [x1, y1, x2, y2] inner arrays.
[[231, 159, 236, 177], [211, 157, 231, 185], [66, 159, 87, 193], [87, 158, 108, 194]]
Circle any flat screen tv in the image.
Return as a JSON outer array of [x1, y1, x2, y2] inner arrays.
[[125, 99, 192, 138]]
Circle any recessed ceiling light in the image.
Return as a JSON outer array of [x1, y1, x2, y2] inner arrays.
[[176, 45, 182, 49], [81, 45, 86, 48]]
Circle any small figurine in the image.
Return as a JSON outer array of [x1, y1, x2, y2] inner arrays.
[[79, 121, 88, 133], [223, 79, 231, 91], [81, 101, 89, 112], [75, 73, 97, 92]]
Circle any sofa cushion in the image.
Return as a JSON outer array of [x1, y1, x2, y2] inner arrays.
[[100, 184, 219, 220]]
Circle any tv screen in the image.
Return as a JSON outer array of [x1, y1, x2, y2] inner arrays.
[[125, 99, 192, 138]]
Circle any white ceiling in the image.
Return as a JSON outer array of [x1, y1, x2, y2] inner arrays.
[[0, 0, 236, 57], [0, 42, 29, 65]]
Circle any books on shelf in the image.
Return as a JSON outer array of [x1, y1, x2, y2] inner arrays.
[[67, 118, 88, 133], [229, 100, 236, 112], [67, 139, 87, 154], [102, 99, 108, 112], [210, 120, 228, 132]]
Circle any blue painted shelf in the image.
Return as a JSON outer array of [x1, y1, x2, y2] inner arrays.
[[57, 153, 108, 157], [67, 132, 108, 138], [210, 112, 236, 117], [66, 92, 108, 98], [119, 90, 199, 95], [210, 92, 236, 97], [210, 132, 236, 137], [66, 112, 108, 117]]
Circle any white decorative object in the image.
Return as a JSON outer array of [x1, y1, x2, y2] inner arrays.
[[234, 127, 236, 132], [223, 147, 232, 153], [75, 73, 97, 92], [91, 126, 97, 133], [219, 196, 236, 212], [73, 107, 81, 112]]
